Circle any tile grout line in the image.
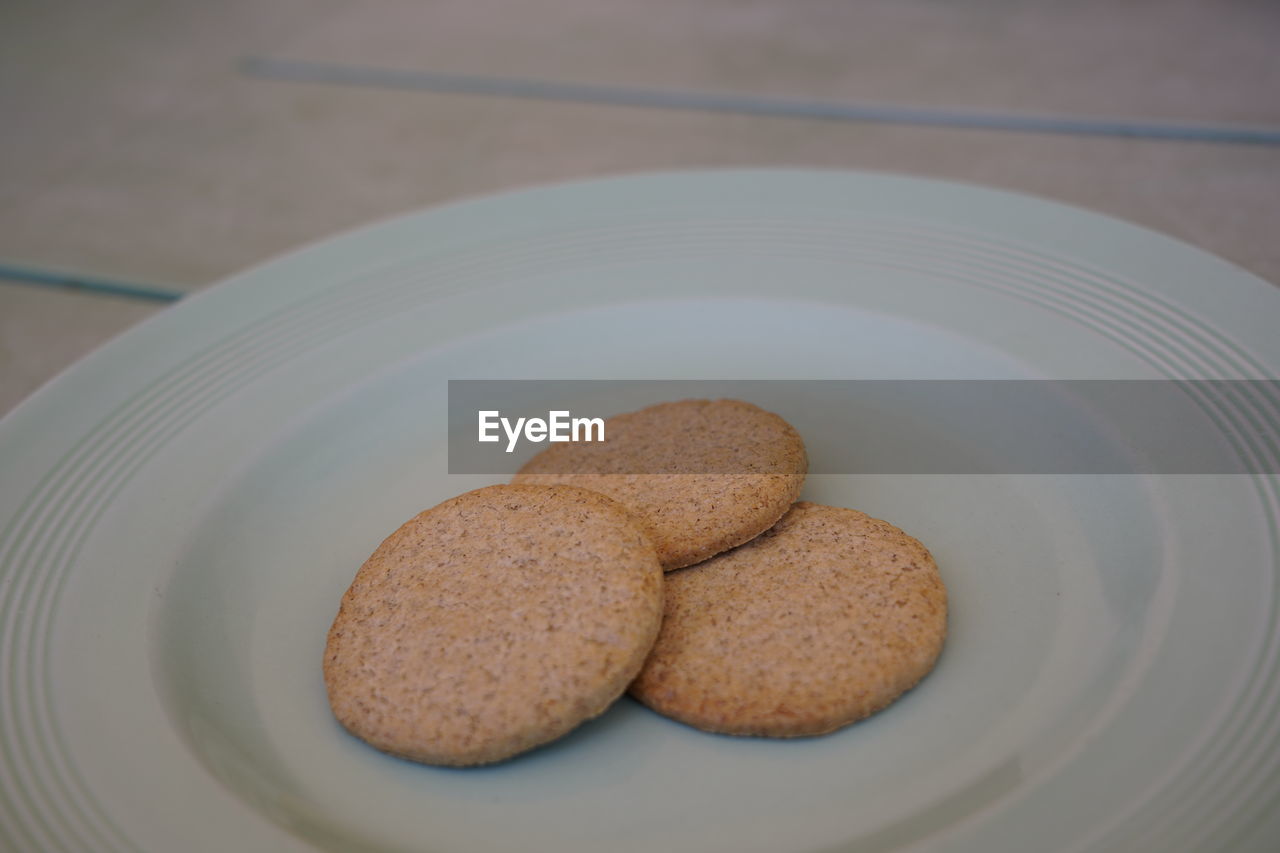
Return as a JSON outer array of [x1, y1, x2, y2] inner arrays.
[[0, 263, 185, 304], [242, 56, 1280, 147]]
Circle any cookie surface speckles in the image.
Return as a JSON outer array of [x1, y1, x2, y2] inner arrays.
[[630, 502, 947, 737], [514, 399, 807, 570], [323, 484, 663, 766]]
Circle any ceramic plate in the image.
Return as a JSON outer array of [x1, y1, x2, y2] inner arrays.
[[2, 170, 1277, 852]]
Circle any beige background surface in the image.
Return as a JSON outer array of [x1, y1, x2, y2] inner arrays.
[[3, 0, 1279, 415]]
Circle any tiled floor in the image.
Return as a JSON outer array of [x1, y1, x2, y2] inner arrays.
[[3, 0, 1279, 416]]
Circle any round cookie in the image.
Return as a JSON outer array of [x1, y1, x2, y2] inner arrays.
[[324, 484, 663, 766], [630, 502, 947, 737], [514, 399, 807, 570]]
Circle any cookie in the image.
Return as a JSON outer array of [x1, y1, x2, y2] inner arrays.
[[629, 502, 947, 737], [514, 399, 807, 570], [323, 484, 664, 766]]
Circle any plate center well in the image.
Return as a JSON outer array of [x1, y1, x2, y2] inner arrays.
[[153, 298, 1167, 852]]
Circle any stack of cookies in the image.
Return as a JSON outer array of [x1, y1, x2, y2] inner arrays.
[[324, 400, 947, 766]]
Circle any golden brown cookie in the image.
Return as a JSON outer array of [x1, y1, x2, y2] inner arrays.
[[323, 484, 663, 766], [630, 502, 947, 737], [514, 399, 807, 570]]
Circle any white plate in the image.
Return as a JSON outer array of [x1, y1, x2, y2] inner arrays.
[[2, 170, 1278, 853]]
